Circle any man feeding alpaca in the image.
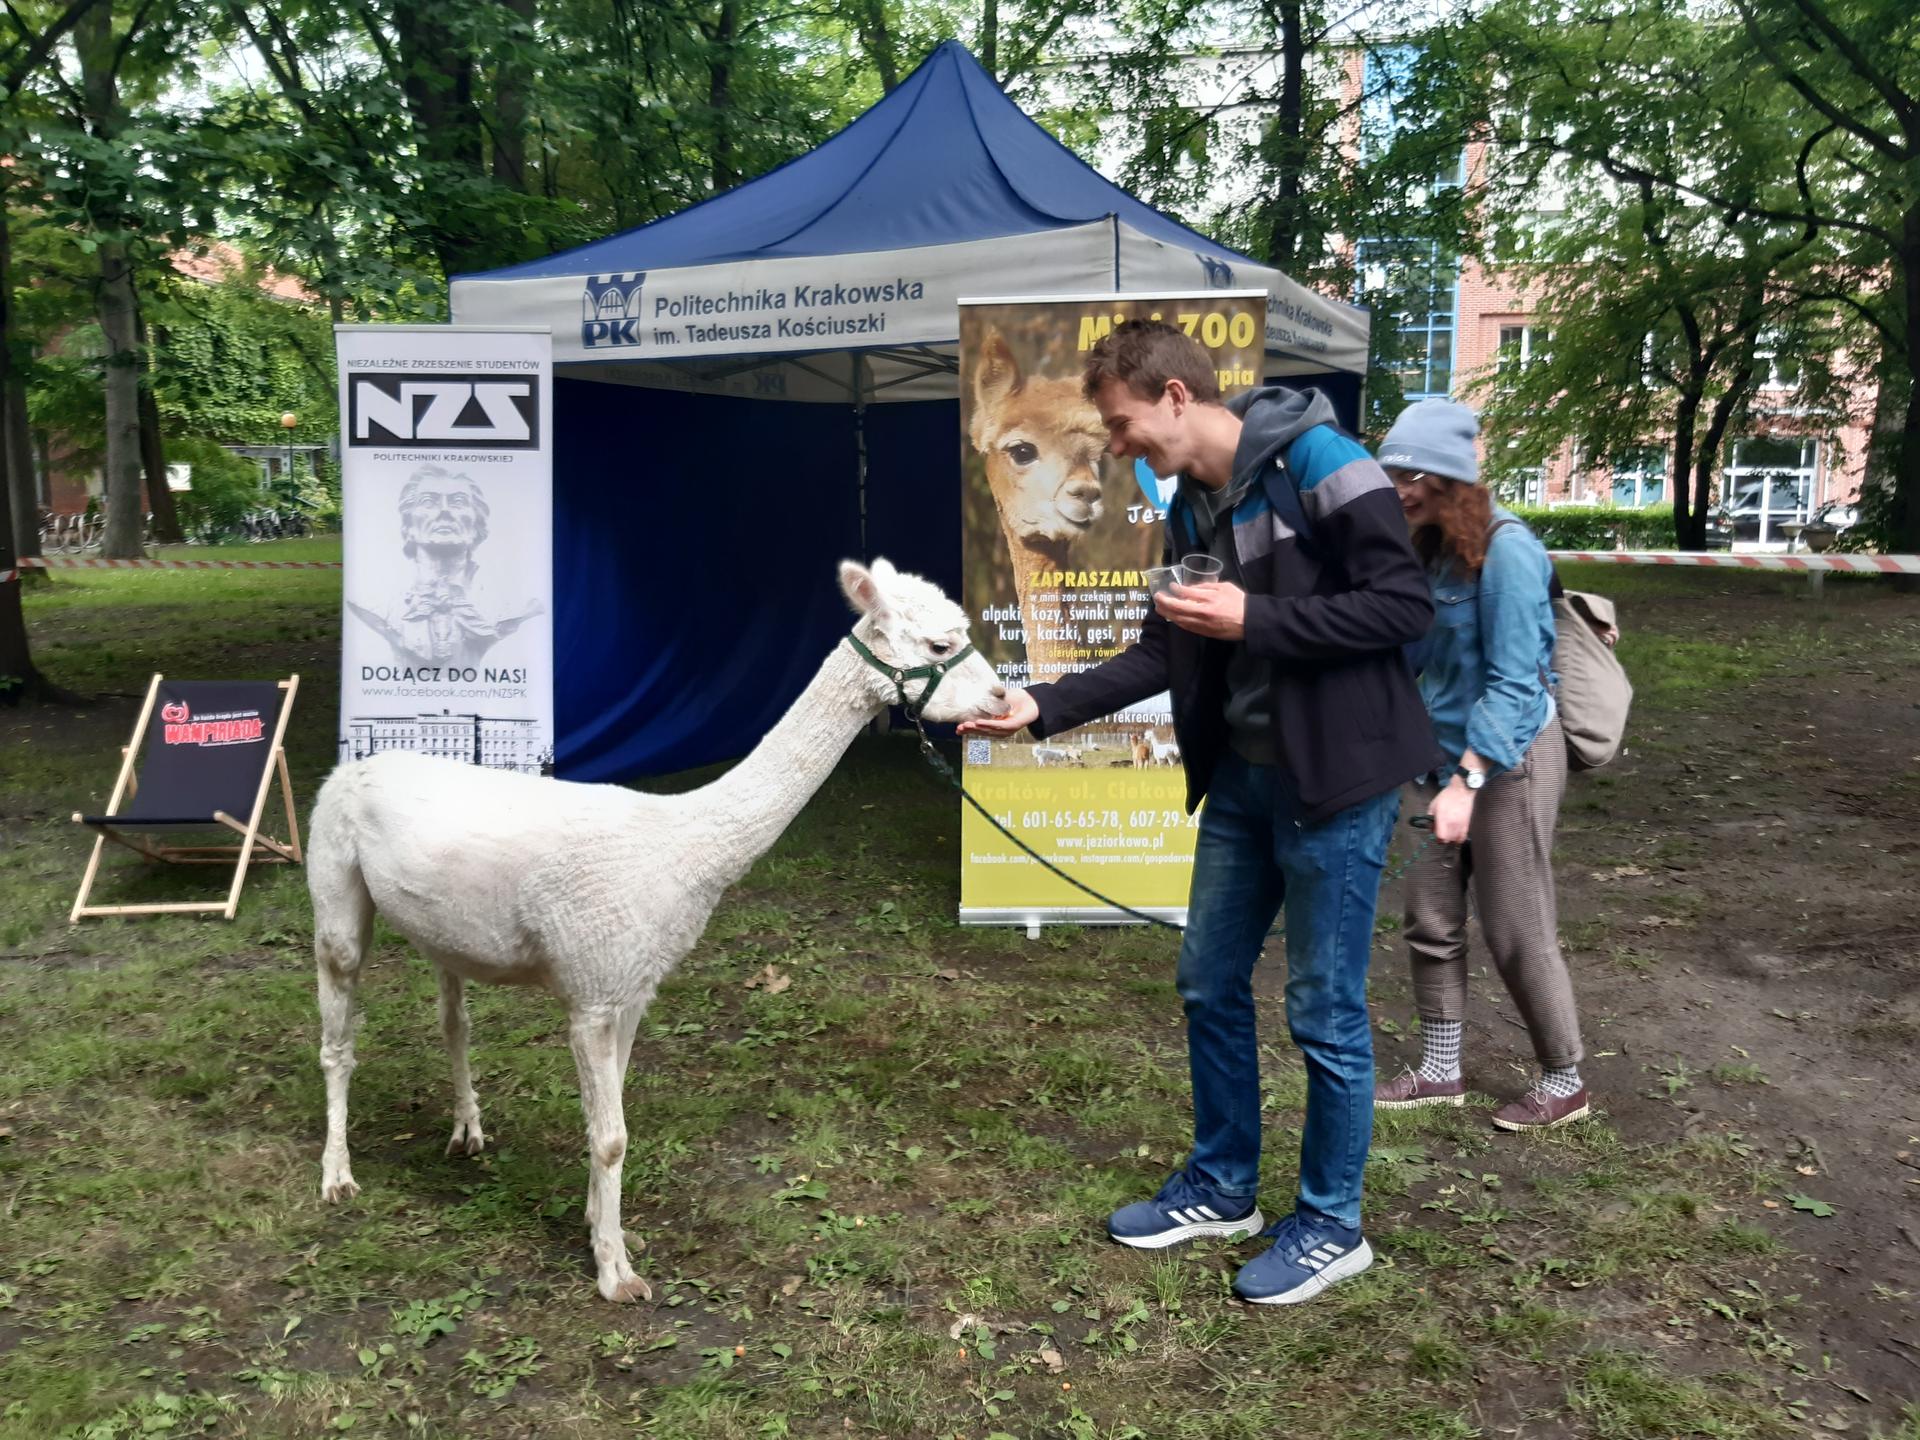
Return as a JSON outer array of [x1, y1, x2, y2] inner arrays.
[[963, 320, 1440, 1305]]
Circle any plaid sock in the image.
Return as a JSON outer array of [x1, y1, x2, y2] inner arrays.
[[1539, 1064, 1583, 1099], [1417, 1017, 1463, 1084]]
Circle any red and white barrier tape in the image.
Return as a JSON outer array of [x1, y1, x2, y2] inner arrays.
[[16, 554, 343, 571], [7, 551, 1917, 578], [1548, 550, 1920, 574]]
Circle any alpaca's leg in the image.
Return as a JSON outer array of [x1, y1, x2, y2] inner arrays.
[[570, 1010, 649, 1303], [587, 1004, 643, 1233], [314, 872, 373, 1204], [437, 968, 486, 1157]]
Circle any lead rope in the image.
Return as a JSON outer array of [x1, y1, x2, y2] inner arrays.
[[907, 718, 1435, 934]]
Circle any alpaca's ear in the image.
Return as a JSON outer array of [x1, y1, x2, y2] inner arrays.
[[839, 560, 889, 619], [969, 331, 1020, 449]]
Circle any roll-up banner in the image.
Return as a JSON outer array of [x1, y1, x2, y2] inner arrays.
[[334, 326, 555, 774], [957, 292, 1267, 927]]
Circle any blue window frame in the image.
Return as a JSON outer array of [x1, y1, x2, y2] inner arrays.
[[1356, 238, 1458, 400]]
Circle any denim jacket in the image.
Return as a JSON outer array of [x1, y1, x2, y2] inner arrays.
[[1419, 507, 1556, 774]]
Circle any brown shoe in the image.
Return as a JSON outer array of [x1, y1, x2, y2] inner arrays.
[[1374, 1068, 1466, 1110], [1491, 1086, 1590, 1131]]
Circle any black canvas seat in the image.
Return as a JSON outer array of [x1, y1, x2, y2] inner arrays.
[[71, 674, 303, 920]]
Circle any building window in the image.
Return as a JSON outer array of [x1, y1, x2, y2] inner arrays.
[[1724, 436, 1819, 546], [1609, 448, 1666, 508], [1496, 324, 1552, 377], [1361, 46, 1464, 185], [1752, 332, 1803, 393], [1356, 239, 1458, 401], [1491, 465, 1545, 507]]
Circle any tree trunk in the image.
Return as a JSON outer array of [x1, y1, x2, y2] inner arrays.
[[1, 164, 36, 566], [76, 2, 144, 560], [135, 309, 181, 544], [6, 378, 40, 564], [1263, 0, 1306, 271], [1692, 352, 1754, 555], [859, 0, 899, 91], [94, 240, 145, 558], [1862, 338, 1904, 499], [981, 0, 997, 78], [0, 198, 46, 699], [392, 0, 489, 277], [490, 0, 534, 190], [0, 454, 38, 700], [1670, 387, 1704, 550], [1891, 207, 1920, 558], [708, 1, 737, 194]]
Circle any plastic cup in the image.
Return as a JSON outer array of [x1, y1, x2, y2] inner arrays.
[[1179, 553, 1224, 586], [1144, 565, 1178, 598]]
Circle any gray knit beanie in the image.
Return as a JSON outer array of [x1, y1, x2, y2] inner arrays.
[[1377, 398, 1480, 484]]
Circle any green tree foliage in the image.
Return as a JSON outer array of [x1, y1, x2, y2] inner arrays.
[[146, 271, 337, 446], [1425, 0, 1917, 551], [166, 435, 268, 539]]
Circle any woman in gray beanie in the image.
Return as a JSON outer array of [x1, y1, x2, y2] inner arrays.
[[1373, 398, 1590, 1130]]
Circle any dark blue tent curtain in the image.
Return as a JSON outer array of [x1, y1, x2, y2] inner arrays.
[[554, 373, 1360, 781], [553, 379, 861, 780]]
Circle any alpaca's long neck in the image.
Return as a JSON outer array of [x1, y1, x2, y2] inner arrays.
[[681, 641, 879, 889], [1005, 535, 1075, 683]]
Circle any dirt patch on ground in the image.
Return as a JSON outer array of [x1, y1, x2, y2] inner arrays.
[[1360, 576, 1920, 1411]]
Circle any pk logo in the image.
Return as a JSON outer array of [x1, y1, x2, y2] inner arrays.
[[582, 272, 646, 348]]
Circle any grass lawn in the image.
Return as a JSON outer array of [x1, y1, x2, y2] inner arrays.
[[2, 546, 1918, 1438]]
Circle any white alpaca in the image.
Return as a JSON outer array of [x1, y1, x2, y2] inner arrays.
[[305, 560, 1008, 1303], [1147, 730, 1181, 766]]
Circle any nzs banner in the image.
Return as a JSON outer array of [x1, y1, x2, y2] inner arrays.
[[334, 327, 555, 774]]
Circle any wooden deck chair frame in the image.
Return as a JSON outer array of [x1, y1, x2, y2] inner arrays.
[[70, 673, 303, 922]]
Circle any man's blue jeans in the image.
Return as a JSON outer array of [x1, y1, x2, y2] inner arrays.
[[1176, 750, 1399, 1229]]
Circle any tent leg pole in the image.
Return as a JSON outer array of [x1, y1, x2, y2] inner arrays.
[[854, 354, 888, 738], [854, 353, 869, 561]]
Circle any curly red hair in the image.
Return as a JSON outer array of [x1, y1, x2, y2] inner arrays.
[[1410, 477, 1494, 576]]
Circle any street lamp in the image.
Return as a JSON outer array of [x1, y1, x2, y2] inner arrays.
[[280, 411, 298, 492]]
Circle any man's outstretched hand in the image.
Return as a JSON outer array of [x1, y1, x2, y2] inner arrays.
[[957, 687, 1038, 738]]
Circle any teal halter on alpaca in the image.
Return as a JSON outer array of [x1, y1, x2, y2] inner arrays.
[[843, 634, 977, 721]]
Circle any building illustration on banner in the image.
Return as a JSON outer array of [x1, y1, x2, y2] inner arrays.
[[342, 712, 545, 773]]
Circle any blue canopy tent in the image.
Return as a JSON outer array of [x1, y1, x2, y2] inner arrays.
[[450, 41, 1372, 781]]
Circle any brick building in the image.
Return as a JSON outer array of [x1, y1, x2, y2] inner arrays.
[[1347, 46, 1873, 545]]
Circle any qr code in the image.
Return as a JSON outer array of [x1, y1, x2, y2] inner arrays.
[[964, 738, 992, 766]]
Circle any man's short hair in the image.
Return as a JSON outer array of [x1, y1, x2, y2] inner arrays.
[[1082, 319, 1222, 405]]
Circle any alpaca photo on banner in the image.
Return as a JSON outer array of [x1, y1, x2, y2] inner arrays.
[[955, 291, 1265, 925]]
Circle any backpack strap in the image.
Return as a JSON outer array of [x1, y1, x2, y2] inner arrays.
[[1261, 455, 1318, 559], [1488, 515, 1562, 598], [1480, 515, 1557, 694]]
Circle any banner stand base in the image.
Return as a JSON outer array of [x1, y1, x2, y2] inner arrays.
[[959, 906, 1188, 934]]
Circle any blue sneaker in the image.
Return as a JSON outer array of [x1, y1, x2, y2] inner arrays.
[[1232, 1211, 1374, 1304], [1106, 1169, 1263, 1250]]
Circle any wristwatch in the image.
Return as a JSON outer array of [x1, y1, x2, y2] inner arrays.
[[1460, 766, 1488, 792]]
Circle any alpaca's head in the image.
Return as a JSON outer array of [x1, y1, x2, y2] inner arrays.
[[839, 559, 1009, 724], [969, 331, 1105, 548]]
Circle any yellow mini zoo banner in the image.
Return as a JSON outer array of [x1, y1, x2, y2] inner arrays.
[[956, 291, 1267, 927]]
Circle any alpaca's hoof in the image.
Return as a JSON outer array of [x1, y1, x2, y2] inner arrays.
[[445, 1120, 486, 1158], [600, 1273, 652, 1304], [321, 1175, 360, 1204]]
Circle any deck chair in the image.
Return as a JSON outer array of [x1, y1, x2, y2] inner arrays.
[[70, 674, 302, 921]]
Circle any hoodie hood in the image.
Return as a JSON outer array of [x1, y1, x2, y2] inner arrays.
[[1226, 386, 1339, 482]]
